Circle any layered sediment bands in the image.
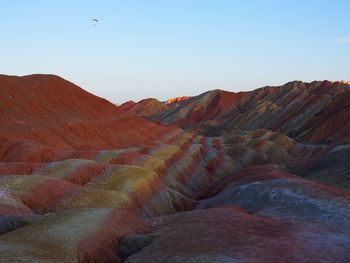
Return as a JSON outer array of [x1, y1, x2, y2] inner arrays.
[[288, 145, 350, 189], [122, 166, 350, 262], [197, 165, 350, 228], [1, 75, 350, 262], [0, 75, 234, 262], [124, 81, 350, 191], [299, 91, 350, 143], [0, 208, 148, 263], [120, 206, 350, 263], [120, 98, 170, 119], [0, 132, 232, 261], [0, 74, 176, 162], [124, 80, 350, 143], [114, 80, 350, 262]]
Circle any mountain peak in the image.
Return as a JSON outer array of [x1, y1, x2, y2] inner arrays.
[[166, 96, 191, 105]]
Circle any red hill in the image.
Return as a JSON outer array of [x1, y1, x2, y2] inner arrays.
[[125, 81, 350, 143], [0, 74, 175, 162], [1, 75, 350, 262]]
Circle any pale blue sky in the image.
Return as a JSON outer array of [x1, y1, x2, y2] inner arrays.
[[1, 0, 349, 102]]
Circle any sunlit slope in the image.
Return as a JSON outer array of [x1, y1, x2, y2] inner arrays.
[[0, 75, 235, 262], [123, 81, 350, 191], [124, 81, 350, 143], [0, 74, 176, 161]]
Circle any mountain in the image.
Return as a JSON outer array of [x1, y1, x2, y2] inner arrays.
[[120, 98, 170, 119], [123, 80, 350, 191], [0, 74, 178, 161], [118, 100, 136, 111], [0, 74, 234, 262], [165, 95, 191, 105], [1, 75, 350, 262], [124, 81, 350, 143]]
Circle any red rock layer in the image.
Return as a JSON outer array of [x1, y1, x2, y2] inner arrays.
[[118, 100, 136, 111], [126, 81, 350, 143], [120, 98, 170, 119], [0, 74, 235, 262], [0, 74, 176, 162], [1, 75, 350, 262]]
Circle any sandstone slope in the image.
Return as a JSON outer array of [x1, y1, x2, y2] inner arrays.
[[0, 75, 234, 262], [1, 75, 350, 262]]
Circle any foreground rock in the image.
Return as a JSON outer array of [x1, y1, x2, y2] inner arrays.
[[120, 206, 350, 263], [120, 166, 350, 262]]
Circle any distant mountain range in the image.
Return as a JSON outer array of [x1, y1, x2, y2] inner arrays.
[[122, 80, 350, 143]]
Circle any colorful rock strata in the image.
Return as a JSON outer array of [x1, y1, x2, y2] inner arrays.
[[1, 75, 350, 262]]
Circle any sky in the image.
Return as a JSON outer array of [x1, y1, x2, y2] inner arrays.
[[1, 0, 350, 103]]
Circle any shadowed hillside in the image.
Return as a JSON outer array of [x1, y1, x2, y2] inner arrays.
[[124, 81, 350, 192], [1, 75, 350, 262], [125, 81, 350, 143]]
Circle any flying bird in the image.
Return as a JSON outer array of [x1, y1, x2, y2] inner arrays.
[[92, 18, 99, 25]]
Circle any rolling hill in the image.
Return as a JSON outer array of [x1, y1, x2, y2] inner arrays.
[[1, 75, 350, 262]]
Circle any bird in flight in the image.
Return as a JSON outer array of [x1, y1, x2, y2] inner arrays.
[[92, 18, 99, 25]]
